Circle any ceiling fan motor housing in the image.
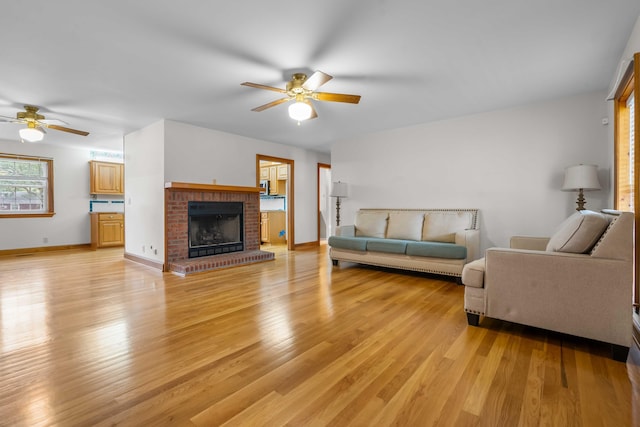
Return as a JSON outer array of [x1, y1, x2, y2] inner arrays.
[[17, 105, 45, 122], [286, 73, 308, 95]]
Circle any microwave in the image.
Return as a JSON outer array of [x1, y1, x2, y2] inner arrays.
[[259, 179, 269, 194]]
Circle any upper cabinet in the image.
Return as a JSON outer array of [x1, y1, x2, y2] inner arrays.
[[276, 164, 288, 180], [260, 163, 288, 195], [260, 167, 270, 180], [90, 161, 124, 195]]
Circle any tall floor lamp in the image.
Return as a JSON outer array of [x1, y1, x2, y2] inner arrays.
[[562, 164, 601, 211], [330, 181, 348, 226]]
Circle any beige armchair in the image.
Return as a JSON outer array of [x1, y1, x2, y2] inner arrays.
[[462, 210, 633, 361]]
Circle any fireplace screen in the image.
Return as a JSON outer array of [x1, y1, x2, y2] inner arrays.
[[188, 201, 244, 258]]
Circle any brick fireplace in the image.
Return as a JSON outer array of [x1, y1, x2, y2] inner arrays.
[[165, 182, 274, 275]]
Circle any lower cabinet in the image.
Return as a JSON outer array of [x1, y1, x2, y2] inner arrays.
[[260, 211, 286, 244], [260, 212, 270, 243], [91, 212, 124, 250]]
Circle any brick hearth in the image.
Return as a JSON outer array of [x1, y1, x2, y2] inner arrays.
[[165, 182, 274, 275]]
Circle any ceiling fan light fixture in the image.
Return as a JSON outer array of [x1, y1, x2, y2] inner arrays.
[[19, 125, 44, 142], [288, 100, 312, 121]]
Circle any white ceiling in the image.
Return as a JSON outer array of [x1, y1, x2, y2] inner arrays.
[[1, 1, 639, 153]]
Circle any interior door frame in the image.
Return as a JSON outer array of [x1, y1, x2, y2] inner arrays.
[[613, 52, 640, 354], [257, 154, 295, 251], [318, 163, 331, 243]]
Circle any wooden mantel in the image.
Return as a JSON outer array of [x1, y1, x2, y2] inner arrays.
[[164, 182, 261, 193]]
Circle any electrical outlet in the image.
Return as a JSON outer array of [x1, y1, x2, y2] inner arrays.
[[43, 237, 48, 243], [142, 245, 145, 253]]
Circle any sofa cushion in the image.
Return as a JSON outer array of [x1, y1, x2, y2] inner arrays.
[[406, 241, 467, 259], [422, 211, 474, 243], [327, 236, 368, 251], [386, 212, 424, 241], [366, 238, 408, 254], [355, 211, 388, 238], [546, 210, 608, 254]]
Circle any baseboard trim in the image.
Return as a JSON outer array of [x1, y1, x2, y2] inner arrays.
[[294, 241, 319, 250], [0, 244, 91, 257], [124, 252, 165, 271]]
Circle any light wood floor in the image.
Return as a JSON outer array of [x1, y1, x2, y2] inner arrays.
[[1, 246, 639, 426]]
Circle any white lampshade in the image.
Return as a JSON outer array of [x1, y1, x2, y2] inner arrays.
[[288, 101, 312, 121], [19, 126, 44, 142], [562, 164, 601, 191], [330, 181, 348, 198]]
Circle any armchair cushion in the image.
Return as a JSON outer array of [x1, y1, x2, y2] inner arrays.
[[545, 210, 608, 253], [461, 257, 485, 288]]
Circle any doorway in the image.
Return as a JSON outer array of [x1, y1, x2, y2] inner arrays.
[[257, 155, 295, 251], [318, 163, 332, 242]]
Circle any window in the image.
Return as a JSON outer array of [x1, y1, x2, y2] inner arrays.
[[0, 154, 54, 217], [615, 65, 636, 211], [613, 52, 639, 318]]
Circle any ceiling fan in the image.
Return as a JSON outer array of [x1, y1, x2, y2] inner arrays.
[[241, 70, 361, 121], [0, 105, 89, 142]]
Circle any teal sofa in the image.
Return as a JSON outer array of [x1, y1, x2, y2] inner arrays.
[[329, 208, 480, 278]]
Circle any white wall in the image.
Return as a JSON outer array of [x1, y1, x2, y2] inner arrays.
[[621, 16, 640, 65], [123, 120, 166, 263], [123, 120, 330, 264], [330, 91, 610, 250], [163, 120, 330, 244], [0, 139, 93, 250]]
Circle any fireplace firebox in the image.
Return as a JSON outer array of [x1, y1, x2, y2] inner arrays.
[[188, 201, 244, 258]]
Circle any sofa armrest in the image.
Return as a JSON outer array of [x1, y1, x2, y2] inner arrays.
[[484, 247, 632, 347], [335, 225, 355, 237], [455, 229, 480, 261], [509, 236, 550, 250]]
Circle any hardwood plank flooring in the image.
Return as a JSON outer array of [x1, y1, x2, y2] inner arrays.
[[0, 246, 638, 426]]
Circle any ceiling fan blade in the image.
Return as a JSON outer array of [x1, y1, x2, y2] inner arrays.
[[0, 115, 21, 123], [241, 82, 287, 94], [313, 92, 361, 104], [302, 71, 332, 91], [308, 103, 318, 120], [40, 118, 70, 126], [45, 124, 89, 136], [251, 97, 291, 112]]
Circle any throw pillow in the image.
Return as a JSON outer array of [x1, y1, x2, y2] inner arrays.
[[355, 211, 388, 238], [546, 210, 608, 253], [386, 212, 425, 241], [422, 211, 473, 243]]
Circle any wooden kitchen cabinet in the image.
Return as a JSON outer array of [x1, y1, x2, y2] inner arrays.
[[276, 164, 288, 179], [90, 212, 124, 249], [266, 166, 285, 195], [90, 161, 124, 195], [270, 179, 287, 195], [260, 167, 270, 180], [260, 164, 287, 195], [260, 211, 286, 244], [268, 166, 277, 194], [260, 212, 270, 243]]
